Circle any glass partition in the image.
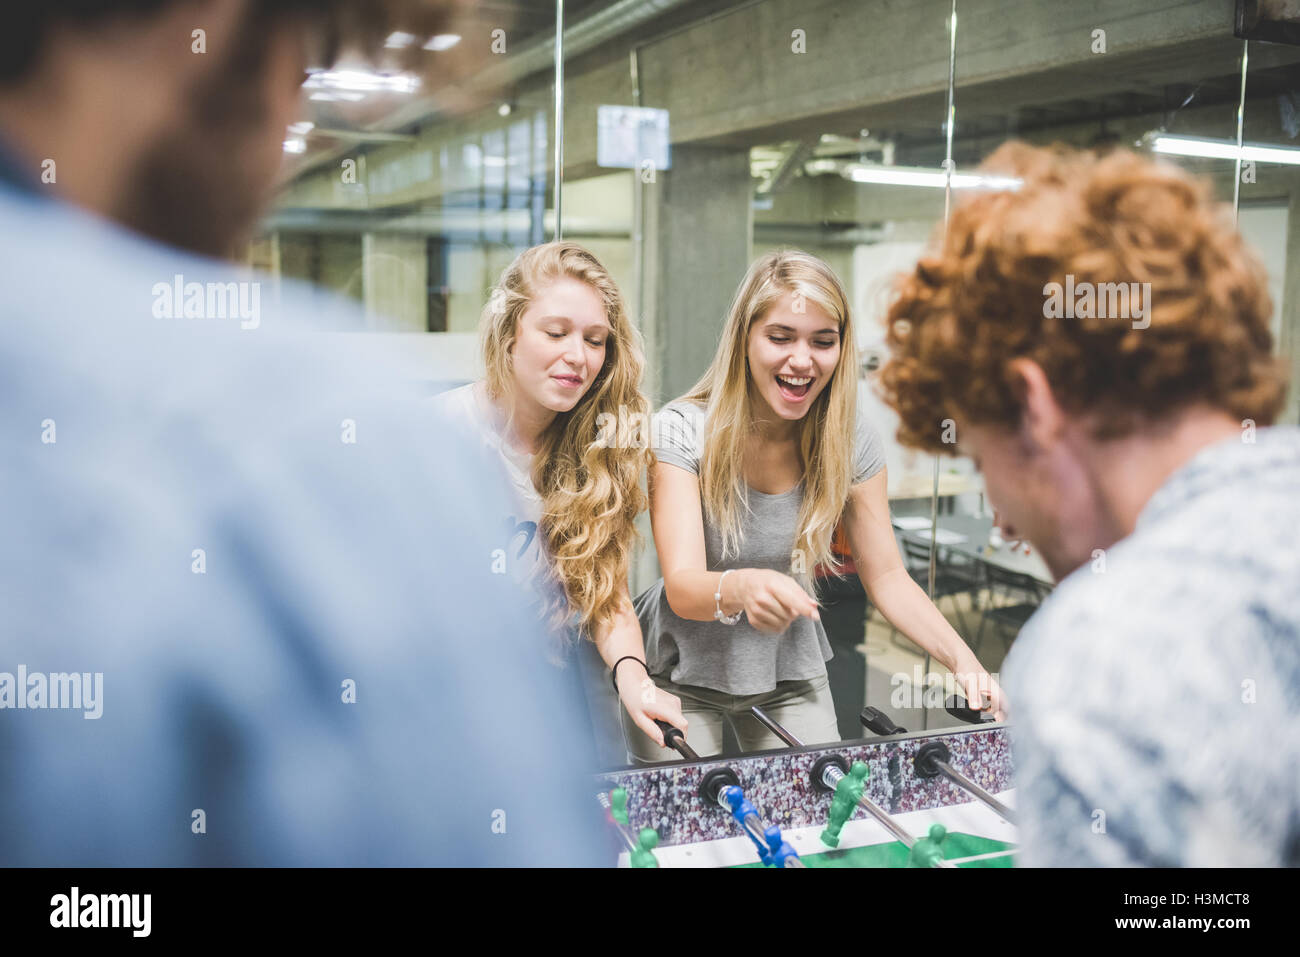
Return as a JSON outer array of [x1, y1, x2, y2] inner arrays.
[[251, 0, 1300, 769], [934, 11, 1258, 718], [616, 0, 961, 751], [1241, 36, 1300, 425], [252, 2, 559, 383]]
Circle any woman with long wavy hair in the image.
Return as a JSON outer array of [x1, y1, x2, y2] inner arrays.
[[629, 249, 1005, 762], [435, 241, 686, 755]]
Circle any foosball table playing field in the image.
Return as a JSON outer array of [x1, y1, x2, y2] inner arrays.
[[595, 699, 1016, 868]]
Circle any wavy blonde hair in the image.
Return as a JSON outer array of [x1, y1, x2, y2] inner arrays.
[[681, 249, 860, 579], [481, 242, 650, 639]]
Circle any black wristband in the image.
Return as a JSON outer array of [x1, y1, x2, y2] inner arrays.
[[611, 655, 649, 692]]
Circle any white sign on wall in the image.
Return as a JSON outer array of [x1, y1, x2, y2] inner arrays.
[[597, 105, 671, 171]]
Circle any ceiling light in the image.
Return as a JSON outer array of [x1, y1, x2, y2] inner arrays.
[[385, 32, 416, 49], [1152, 135, 1300, 166], [843, 163, 1021, 190], [303, 69, 421, 95], [804, 158, 840, 175], [424, 34, 462, 52], [283, 138, 306, 154]]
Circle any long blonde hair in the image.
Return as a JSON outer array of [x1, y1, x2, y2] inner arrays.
[[481, 241, 650, 639], [682, 249, 859, 578]]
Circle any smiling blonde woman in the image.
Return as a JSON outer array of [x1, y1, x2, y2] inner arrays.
[[435, 241, 686, 755], [628, 249, 1004, 762]]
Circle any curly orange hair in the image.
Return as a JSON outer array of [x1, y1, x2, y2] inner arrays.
[[879, 142, 1288, 453]]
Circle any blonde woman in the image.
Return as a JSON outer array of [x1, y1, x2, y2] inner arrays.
[[628, 249, 1006, 762], [436, 241, 686, 753]]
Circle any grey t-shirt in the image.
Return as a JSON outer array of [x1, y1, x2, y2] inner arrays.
[[635, 399, 885, 695]]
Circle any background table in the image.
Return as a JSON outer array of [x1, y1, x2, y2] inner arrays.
[[895, 514, 1053, 585]]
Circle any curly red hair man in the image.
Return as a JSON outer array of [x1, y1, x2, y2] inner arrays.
[[880, 142, 1299, 866]]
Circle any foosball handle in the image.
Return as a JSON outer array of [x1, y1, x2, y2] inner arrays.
[[944, 694, 990, 724], [860, 706, 907, 736], [654, 719, 687, 753]]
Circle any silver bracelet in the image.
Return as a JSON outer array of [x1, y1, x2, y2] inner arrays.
[[714, 569, 743, 625]]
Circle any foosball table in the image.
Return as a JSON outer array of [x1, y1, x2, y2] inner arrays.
[[596, 699, 1016, 868]]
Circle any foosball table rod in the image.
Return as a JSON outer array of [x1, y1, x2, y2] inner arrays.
[[654, 720, 805, 868], [598, 788, 661, 867], [861, 702, 1015, 825], [751, 705, 956, 867]]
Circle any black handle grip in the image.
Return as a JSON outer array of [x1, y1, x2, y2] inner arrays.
[[860, 706, 906, 736], [944, 695, 988, 724], [655, 719, 685, 751]]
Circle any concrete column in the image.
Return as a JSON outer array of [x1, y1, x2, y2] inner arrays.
[[278, 233, 315, 284], [316, 236, 364, 302], [362, 233, 428, 331], [646, 145, 753, 405]]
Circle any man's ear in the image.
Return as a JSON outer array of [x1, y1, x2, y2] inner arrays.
[[1005, 357, 1064, 453]]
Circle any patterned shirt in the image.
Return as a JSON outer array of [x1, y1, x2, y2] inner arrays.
[[1004, 425, 1300, 866]]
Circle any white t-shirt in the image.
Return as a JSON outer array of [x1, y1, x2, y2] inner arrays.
[[432, 383, 547, 598], [432, 384, 612, 755]]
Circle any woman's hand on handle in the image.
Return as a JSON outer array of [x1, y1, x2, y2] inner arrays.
[[960, 669, 1009, 724], [616, 666, 687, 748]]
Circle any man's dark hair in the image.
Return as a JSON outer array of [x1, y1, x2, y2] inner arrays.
[[1, 1, 451, 85], [3, 0, 461, 256]]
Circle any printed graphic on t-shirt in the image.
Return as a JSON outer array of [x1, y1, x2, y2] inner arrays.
[[505, 516, 538, 561]]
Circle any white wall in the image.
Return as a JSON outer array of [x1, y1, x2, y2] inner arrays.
[[853, 240, 979, 501]]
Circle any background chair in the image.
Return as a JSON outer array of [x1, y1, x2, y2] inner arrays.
[[972, 562, 1049, 658], [889, 534, 983, 650]]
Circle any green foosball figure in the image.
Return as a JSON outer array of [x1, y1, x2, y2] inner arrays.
[[631, 828, 660, 868], [907, 823, 949, 867], [611, 788, 660, 868], [820, 761, 870, 848], [610, 788, 630, 826]]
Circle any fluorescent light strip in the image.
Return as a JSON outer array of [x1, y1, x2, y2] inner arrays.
[[1153, 135, 1300, 166], [303, 69, 421, 95], [844, 164, 1021, 190], [424, 34, 462, 52], [386, 31, 460, 51]]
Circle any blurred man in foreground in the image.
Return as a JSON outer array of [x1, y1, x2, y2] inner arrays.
[[880, 142, 1299, 866], [0, 0, 603, 865]]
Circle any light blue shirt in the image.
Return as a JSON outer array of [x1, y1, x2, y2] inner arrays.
[[1004, 427, 1300, 866], [0, 165, 605, 865]]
